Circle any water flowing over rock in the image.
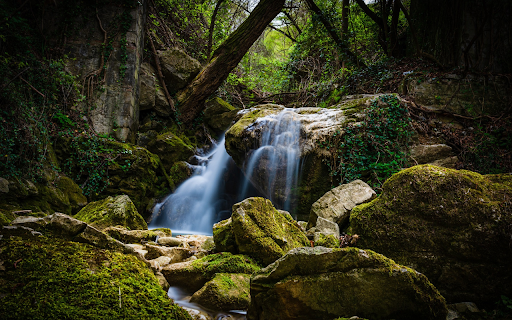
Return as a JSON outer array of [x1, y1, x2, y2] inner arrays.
[[248, 246, 447, 320], [150, 138, 232, 234], [225, 97, 377, 220], [350, 165, 512, 305]]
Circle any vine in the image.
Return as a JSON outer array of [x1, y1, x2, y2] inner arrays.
[[319, 94, 413, 190]]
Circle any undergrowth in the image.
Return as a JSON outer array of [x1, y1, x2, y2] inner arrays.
[[320, 94, 413, 190]]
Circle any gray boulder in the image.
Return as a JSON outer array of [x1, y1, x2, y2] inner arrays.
[[158, 48, 201, 92], [308, 180, 376, 230]]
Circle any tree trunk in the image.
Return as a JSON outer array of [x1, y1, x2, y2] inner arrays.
[[206, 0, 225, 60], [304, 0, 365, 68], [177, 0, 285, 124]]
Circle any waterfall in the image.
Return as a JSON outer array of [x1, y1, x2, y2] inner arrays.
[[149, 138, 232, 235], [150, 108, 303, 234], [238, 108, 302, 213]]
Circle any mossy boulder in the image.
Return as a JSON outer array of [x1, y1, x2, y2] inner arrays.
[[212, 217, 237, 253], [314, 233, 340, 248], [231, 197, 310, 265], [0, 175, 87, 217], [0, 236, 191, 320], [248, 247, 447, 320], [350, 165, 512, 305], [145, 132, 195, 174], [161, 252, 261, 292], [75, 195, 147, 230], [158, 48, 201, 92], [204, 97, 239, 134], [190, 273, 251, 310]]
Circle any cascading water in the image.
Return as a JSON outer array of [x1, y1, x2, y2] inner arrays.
[[149, 108, 303, 234], [149, 137, 232, 234], [238, 108, 302, 213]]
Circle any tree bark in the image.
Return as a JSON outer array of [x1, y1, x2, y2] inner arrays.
[[177, 0, 285, 124], [304, 0, 366, 68]]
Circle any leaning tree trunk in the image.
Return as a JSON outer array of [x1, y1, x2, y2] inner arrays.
[[177, 0, 285, 124]]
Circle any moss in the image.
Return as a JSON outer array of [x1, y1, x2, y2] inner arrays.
[[0, 236, 191, 320], [315, 234, 340, 248], [0, 209, 16, 225], [349, 165, 512, 305], [190, 252, 261, 278], [75, 195, 147, 230], [232, 197, 310, 265], [213, 218, 237, 253], [190, 273, 250, 310]]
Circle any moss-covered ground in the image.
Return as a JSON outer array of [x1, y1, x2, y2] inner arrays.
[[0, 236, 191, 320]]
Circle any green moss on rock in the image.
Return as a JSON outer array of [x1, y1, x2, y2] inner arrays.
[[190, 273, 251, 310], [350, 165, 512, 305], [213, 217, 237, 253], [75, 195, 147, 230], [249, 247, 447, 320], [161, 252, 261, 292], [0, 236, 191, 320], [314, 234, 340, 248], [231, 197, 310, 265]]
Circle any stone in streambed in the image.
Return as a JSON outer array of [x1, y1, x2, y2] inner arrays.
[[190, 273, 251, 311], [161, 252, 261, 292]]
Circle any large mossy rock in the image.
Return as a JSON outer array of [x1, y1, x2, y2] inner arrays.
[[145, 131, 195, 173], [0, 236, 191, 320], [75, 195, 147, 230], [54, 138, 170, 216], [190, 273, 251, 310], [158, 48, 201, 92], [231, 197, 310, 265], [350, 165, 512, 305], [161, 252, 261, 292], [203, 97, 239, 135], [0, 175, 87, 220], [224, 96, 380, 220], [248, 247, 447, 320], [213, 217, 237, 253]]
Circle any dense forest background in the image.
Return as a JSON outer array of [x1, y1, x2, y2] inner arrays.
[[1, 0, 511, 192]]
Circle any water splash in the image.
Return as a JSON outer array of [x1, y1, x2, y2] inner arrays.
[[238, 109, 302, 213], [149, 138, 231, 235]]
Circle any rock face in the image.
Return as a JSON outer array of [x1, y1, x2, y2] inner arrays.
[[248, 247, 448, 320], [75, 195, 147, 230], [64, 2, 147, 142], [231, 197, 310, 265], [161, 252, 261, 292], [139, 62, 173, 117], [145, 131, 195, 173], [224, 96, 382, 220], [158, 48, 202, 92], [212, 217, 237, 253], [350, 165, 512, 305], [190, 273, 251, 310], [307, 180, 376, 231]]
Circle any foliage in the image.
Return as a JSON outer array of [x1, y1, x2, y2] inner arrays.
[[0, 236, 191, 320], [319, 95, 413, 190]]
